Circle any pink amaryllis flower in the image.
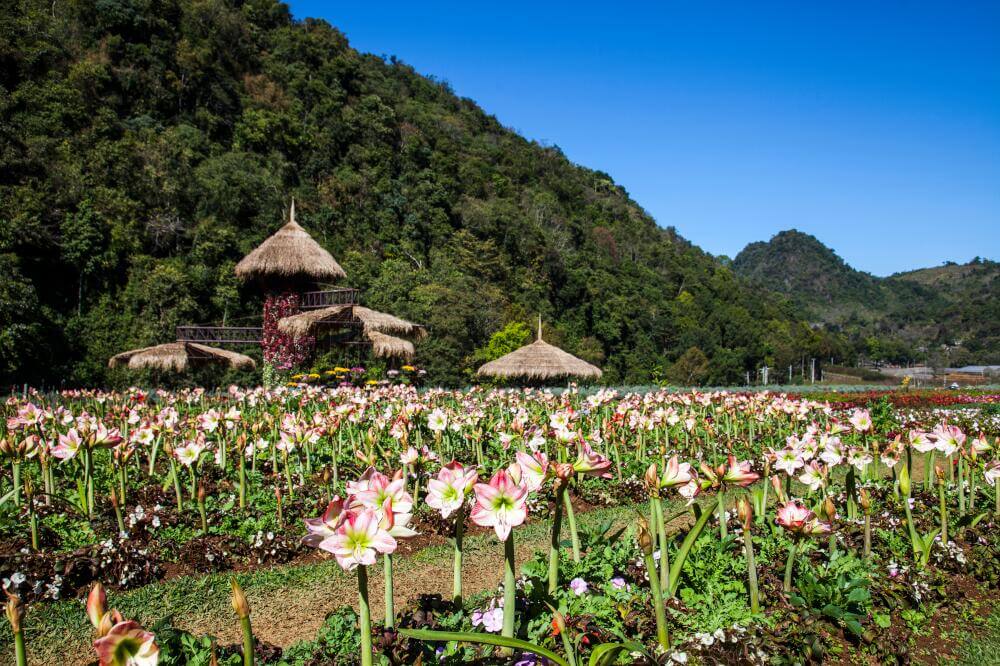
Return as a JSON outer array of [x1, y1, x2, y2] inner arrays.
[[984, 461, 1000, 488], [572, 443, 612, 478], [646, 455, 694, 491], [350, 468, 414, 516], [325, 508, 397, 570], [849, 409, 872, 433], [721, 456, 760, 487], [471, 469, 529, 540], [302, 497, 349, 548], [775, 500, 831, 536], [426, 460, 479, 518], [932, 424, 965, 456], [515, 450, 548, 492], [93, 620, 159, 666], [52, 428, 83, 460]]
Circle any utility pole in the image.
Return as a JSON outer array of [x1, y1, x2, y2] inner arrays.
[[810, 358, 816, 384], [788, 365, 793, 383], [762, 366, 769, 386]]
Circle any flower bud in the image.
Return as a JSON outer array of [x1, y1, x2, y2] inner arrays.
[[858, 488, 870, 512], [899, 463, 911, 498], [636, 516, 654, 556], [736, 497, 752, 528], [4, 591, 23, 633], [197, 483, 207, 504], [823, 497, 837, 523], [86, 582, 107, 630], [935, 464, 945, 482], [644, 463, 660, 494], [230, 578, 250, 618]]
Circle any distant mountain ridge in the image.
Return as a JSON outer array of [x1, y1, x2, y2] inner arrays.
[[733, 230, 1000, 364]]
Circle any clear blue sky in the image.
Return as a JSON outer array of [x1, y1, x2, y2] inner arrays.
[[288, 1, 999, 276]]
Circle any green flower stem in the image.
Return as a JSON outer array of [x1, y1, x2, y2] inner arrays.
[[969, 465, 977, 511], [238, 451, 247, 511], [11, 462, 20, 508], [643, 550, 670, 650], [939, 478, 949, 544], [384, 553, 394, 629], [783, 541, 797, 594], [548, 486, 565, 594], [957, 457, 966, 514], [148, 436, 160, 476], [845, 468, 857, 521], [358, 565, 373, 666], [744, 528, 760, 614], [653, 497, 670, 594], [562, 488, 581, 563], [863, 510, 871, 557], [453, 507, 465, 606], [925, 451, 935, 488], [502, 533, 517, 652], [240, 616, 255, 666], [717, 488, 727, 539], [13, 629, 26, 666], [170, 459, 183, 513]]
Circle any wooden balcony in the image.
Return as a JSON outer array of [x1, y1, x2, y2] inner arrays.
[[300, 288, 359, 309], [176, 326, 262, 346]]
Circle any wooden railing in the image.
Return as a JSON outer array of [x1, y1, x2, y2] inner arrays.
[[300, 288, 359, 309], [176, 326, 262, 345]]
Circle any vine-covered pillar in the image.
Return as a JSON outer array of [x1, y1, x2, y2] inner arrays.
[[261, 291, 315, 385]]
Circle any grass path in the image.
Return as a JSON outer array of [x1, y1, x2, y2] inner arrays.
[[0, 502, 648, 666]]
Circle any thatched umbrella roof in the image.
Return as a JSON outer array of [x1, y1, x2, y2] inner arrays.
[[366, 330, 415, 360], [277, 305, 426, 340], [477, 321, 602, 382], [109, 342, 256, 372], [234, 201, 346, 284]]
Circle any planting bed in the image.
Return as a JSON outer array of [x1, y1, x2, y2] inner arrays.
[[1, 385, 999, 665]]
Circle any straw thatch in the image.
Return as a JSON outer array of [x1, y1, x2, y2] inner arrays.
[[477, 322, 602, 381], [366, 330, 415, 360], [352, 306, 427, 339], [234, 201, 346, 284], [276, 304, 352, 339], [277, 305, 426, 340], [109, 342, 256, 372]]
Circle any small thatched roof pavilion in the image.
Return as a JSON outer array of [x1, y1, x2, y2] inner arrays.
[[234, 201, 346, 286], [477, 320, 602, 382], [276, 304, 425, 360], [109, 342, 256, 372]]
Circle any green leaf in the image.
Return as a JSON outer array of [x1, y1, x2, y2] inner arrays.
[[588, 643, 629, 666], [668, 497, 717, 596], [397, 628, 570, 666]]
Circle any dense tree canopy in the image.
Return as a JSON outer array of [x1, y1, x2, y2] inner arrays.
[[1, 0, 847, 388]]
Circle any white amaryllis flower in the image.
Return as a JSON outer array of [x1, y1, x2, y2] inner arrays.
[[323, 508, 397, 570], [798, 462, 825, 492], [426, 461, 478, 519], [773, 448, 804, 475], [471, 469, 528, 541], [427, 409, 448, 433], [173, 442, 204, 467]]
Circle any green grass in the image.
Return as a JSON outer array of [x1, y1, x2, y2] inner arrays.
[[0, 500, 654, 664], [953, 606, 1000, 666]]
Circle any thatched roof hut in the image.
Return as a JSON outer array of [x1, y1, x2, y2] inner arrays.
[[366, 330, 415, 360], [109, 342, 256, 372], [277, 305, 426, 340], [234, 201, 346, 285], [476, 321, 602, 382]]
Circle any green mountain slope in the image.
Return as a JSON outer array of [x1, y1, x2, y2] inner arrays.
[[733, 230, 999, 364], [0, 0, 842, 387]]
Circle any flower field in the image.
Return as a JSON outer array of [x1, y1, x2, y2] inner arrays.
[[2, 386, 1000, 665]]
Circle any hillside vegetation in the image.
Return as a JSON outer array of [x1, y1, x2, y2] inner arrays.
[[0, 0, 855, 387], [734, 230, 999, 365]]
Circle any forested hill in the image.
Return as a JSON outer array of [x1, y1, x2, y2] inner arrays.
[[733, 231, 999, 365], [1, 0, 840, 388]]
